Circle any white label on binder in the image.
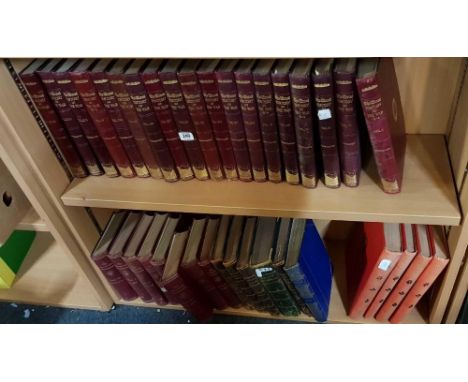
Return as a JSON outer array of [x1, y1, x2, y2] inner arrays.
[[317, 108, 332, 120], [255, 267, 273, 278], [378, 259, 392, 271], [178, 132, 195, 141]]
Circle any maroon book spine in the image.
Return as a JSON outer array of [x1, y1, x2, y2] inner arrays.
[[178, 71, 224, 180], [107, 73, 163, 179], [312, 73, 341, 188], [139, 257, 179, 304], [271, 72, 300, 185], [91, 72, 150, 178], [37, 71, 103, 176], [124, 73, 179, 182], [70, 72, 135, 178], [334, 71, 361, 187], [290, 72, 318, 188], [199, 261, 241, 308], [235, 72, 267, 182], [159, 71, 209, 180], [92, 254, 138, 301], [216, 71, 252, 181], [140, 72, 194, 180], [20, 73, 87, 178], [253, 72, 283, 183]]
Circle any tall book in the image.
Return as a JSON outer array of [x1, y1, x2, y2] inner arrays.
[[356, 58, 406, 194], [272, 59, 300, 185], [313, 58, 341, 188], [290, 59, 318, 188]]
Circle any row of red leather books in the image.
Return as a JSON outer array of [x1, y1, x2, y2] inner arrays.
[[347, 222, 449, 323], [20, 57, 405, 193]]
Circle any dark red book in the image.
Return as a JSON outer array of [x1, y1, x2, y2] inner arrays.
[[197, 60, 238, 180], [91, 59, 150, 178], [216, 60, 253, 181], [20, 59, 88, 178], [334, 58, 362, 187], [178, 60, 224, 180], [313, 59, 341, 188], [290, 59, 318, 188], [123, 59, 178, 182], [107, 59, 163, 180], [140, 59, 194, 181], [271, 59, 300, 185], [356, 58, 406, 194], [234, 59, 267, 182]]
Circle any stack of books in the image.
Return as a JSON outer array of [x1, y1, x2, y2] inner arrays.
[[91, 211, 333, 322], [20, 57, 405, 193]]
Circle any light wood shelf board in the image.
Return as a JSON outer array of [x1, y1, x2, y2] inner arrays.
[[17, 208, 48, 232]]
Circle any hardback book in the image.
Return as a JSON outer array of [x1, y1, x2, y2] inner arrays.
[[390, 225, 449, 323], [290, 58, 318, 188], [347, 222, 403, 319], [20, 59, 88, 178], [216, 59, 253, 181], [178, 60, 224, 180], [356, 58, 406, 194], [252, 59, 283, 183], [159, 59, 209, 180], [91, 59, 150, 178], [234, 59, 267, 182], [313, 58, 341, 188], [91, 211, 138, 301], [141, 59, 194, 181], [334, 58, 362, 187], [106, 59, 163, 179], [197, 60, 238, 180], [123, 59, 178, 182], [271, 59, 300, 185]]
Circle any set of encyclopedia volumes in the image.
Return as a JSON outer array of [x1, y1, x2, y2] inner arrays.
[[20, 57, 406, 193], [91, 211, 333, 322]]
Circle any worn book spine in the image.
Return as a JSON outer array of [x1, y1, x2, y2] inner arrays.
[[70, 71, 135, 177], [110, 256, 153, 302], [216, 71, 253, 181], [276, 266, 312, 316], [21, 73, 88, 178], [197, 71, 238, 180], [159, 71, 209, 180], [271, 72, 300, 184], [215, 265, 254, 309], [199, 261, 241, 308], [138, 257, 179, 304], [91, 72, 150, 178], [239, 268, 280, 314], [178, 71, 224, 180]]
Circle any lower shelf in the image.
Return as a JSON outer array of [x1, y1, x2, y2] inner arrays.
[[16, 208, 48, 232]]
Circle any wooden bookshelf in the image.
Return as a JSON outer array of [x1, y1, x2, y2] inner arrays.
[[17, 208, 48, 232]]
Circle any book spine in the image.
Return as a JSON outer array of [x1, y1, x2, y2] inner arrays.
[[126, 257, 168, 305], [313, 72, 341, 188], [216, 71, 253, 181], [70, 72, 136, 177], [239, 268, 280, 315], [276, 266, 312, 316], [139, 257, 178, 304], [235, 72, 267, 182], [253, 72, 283, 182], [110, 256, 153, 302], [290, 72, 318, 188], [334, 71, 361, 187], [20, 73, 88, 178], [92, 72, 150, 178], [159, 71, 209, 180], [215, 264, 254, 309], [197, 71, 238, 180], [92, 255, 138, 301], [271, 72, 300, 185], [178, 71, 224, 180], [107, 73, 163, 179]]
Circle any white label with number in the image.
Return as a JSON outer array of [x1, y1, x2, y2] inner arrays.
[[178, 132, 195, 141], [255, 267, 273, 278], [317, 108, 332, 120], [378, 259, 392, 271]]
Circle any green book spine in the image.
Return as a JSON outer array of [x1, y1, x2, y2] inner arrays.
[[239, 268, 280, 315], [216, 265, 255, 309], [275, 266, 312, 316]]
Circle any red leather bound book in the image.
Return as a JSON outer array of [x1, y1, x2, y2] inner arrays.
[[216, 60, 253, 181], [107, 59, 163, 179], [20, 60, 87, 178], [91, 59, 150, 178], [197, 60, 238, 180], [290, 59, 318, 188], [356, 58, 406, 194], [272, 59, 300, 185], [69, 61, 136, 178], [253, 60, 283, 183], [37, 59, 104, 177], [140, 60, 194, 181], [334, 58, 362, 187], [234, 60, 267, 182], [178, 60, 224, 180], [123, 60, 179, 182], [313, 58, 341, 188]]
